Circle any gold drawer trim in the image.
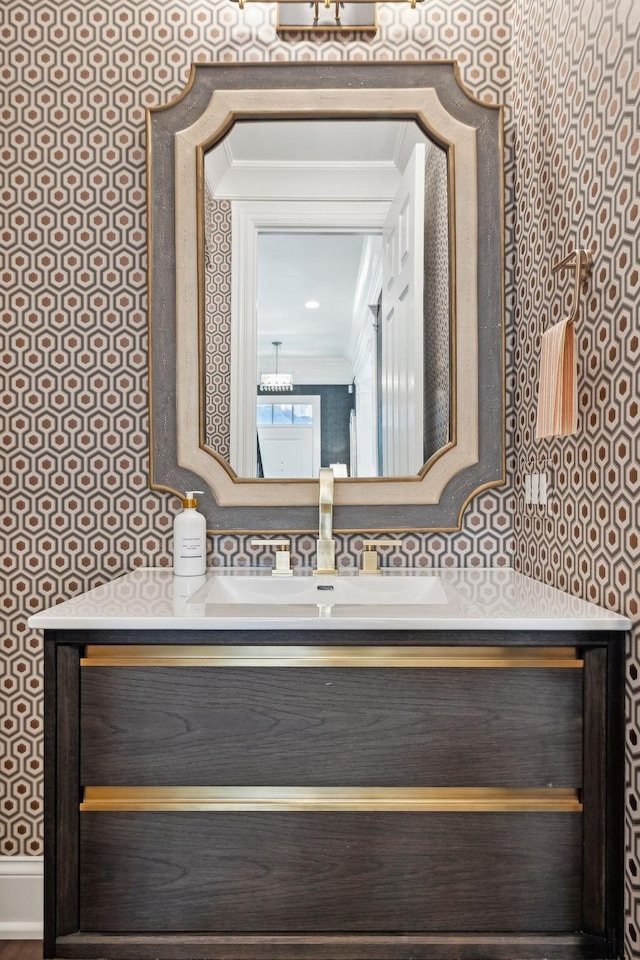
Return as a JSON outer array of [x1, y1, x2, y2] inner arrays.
[[80, 786, 582, 813], [82, 645, 583, 668]]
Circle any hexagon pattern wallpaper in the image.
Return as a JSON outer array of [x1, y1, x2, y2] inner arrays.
[[0, 0, 638, 953], [510, 1, 639, 954], [1, 0, 515, 859]]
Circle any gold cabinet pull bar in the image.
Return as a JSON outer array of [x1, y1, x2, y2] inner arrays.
[[81, 645, 582, 668], [80, 786, 582, 813]]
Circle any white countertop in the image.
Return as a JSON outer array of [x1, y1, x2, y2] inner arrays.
[[27, 567, 632, 632]]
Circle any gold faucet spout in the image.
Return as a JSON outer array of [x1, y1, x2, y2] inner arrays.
[[315, 467, 337, 575], [318, 467, 334, 540]]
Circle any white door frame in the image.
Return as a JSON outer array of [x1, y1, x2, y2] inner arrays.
[[230, 200, 388, 477], [257, 393, 321, 477], [381, 143, 425, 476]]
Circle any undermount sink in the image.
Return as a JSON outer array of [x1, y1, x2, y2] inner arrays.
[[197, 573, 448, 607]]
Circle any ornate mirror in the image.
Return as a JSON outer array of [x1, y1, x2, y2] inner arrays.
[[147, 62, 504, 532]]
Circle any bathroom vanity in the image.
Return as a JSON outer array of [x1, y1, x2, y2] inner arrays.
[[31, 568, 629, 960]]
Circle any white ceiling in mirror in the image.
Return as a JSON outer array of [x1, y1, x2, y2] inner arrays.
[[204, 119, 431, 201], [256, 232, 382, 381], [205, 120, 426, 384], [209, 119, 419, 164]]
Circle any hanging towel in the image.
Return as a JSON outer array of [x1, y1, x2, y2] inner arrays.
[[535, 317, 578, 439]]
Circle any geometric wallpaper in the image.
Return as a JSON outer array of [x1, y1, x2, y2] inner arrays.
[[203, 190, 232, 459], [2, 1, 638, 954], [510, 2, 639, 955], [423, 140, 451, 462], [0, 0, 515, 861]]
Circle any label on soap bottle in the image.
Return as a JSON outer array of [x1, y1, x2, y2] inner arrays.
[[178, 536, 203, 559]]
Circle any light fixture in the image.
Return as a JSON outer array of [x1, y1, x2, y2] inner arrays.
[[232, 0, 422, 33], [259, 341, 294, 392], [305, 300, 320, 309]]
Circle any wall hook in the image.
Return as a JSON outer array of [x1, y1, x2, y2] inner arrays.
[[550, 247, 593, 326]]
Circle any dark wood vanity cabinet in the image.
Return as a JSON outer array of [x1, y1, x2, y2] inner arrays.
[[44, 629, 624, 960]]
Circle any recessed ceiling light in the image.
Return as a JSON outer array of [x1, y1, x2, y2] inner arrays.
[[305, 300, 320, 309]]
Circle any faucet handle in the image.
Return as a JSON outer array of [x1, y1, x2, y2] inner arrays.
[[360, 539, 402, 576], [250, 539, 293, 577]]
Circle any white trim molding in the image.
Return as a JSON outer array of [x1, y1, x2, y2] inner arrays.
[[230, 199, 388, 476], [0, 856, 43, 939]]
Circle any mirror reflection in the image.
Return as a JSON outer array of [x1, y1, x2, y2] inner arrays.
[[202, 119, 451, 480]]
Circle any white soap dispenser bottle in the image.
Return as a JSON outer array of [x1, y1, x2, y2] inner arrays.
[[173, 491, 207, 577]]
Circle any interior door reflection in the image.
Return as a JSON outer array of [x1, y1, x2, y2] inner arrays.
[[257, 396, 320, 478]]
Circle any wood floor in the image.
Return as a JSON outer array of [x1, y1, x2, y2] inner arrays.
[[0, 944, 42, 960]]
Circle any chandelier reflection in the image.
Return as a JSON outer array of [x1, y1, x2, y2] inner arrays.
[[259, 341, 294, 393]]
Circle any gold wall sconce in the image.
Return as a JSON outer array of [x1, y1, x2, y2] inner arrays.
[[232, 0, 423, 33]]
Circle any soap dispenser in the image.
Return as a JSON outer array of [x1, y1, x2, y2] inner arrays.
[[173, 491, 207, 577]]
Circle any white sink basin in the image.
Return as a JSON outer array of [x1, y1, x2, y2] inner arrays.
[[199, 574, 448, 607]]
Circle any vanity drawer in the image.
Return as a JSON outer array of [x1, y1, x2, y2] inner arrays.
[[80, 655, 582, 787], [79, 809, 582, 933]]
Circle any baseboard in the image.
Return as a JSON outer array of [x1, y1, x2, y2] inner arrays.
[[0, 856, 43, 939]]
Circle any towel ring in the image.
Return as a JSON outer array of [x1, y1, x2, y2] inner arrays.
[[550, 247, 593, 326]]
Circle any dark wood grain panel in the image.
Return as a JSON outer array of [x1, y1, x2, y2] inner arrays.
[[47, 628, 625, 960], [81, 666, 582, 786], [80, 811, 582, 933], [43, 637, 57, 960], [54, 932, 610, 960], [58, 627, 609, 647], [55, 645, 80, 938], [604, 635, 625, 957], [582, 646, 607, 933]]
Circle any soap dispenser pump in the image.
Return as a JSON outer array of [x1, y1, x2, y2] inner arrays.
[[173, 491, 207, 577]]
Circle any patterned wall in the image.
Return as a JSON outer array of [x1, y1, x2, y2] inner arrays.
[[0, 0, 515, 858], [423, 141, 451, 461], [3, 3, 638, 950], [510, 0, 639, 954], [204, 189, 232, 458]]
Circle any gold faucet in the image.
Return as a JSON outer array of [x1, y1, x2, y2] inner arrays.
[[314, 467, 337, 575]]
